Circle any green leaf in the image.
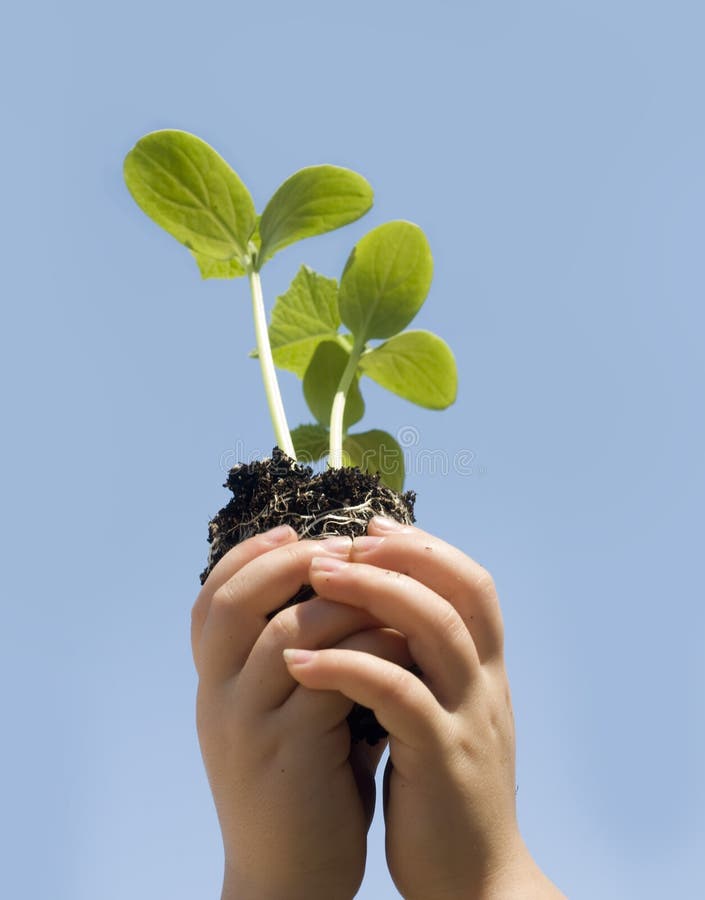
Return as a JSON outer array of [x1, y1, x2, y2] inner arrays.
[[258, 166, 373, 266], [303, 341, 364, 430], [124, 130, 256, 261], [338, 221, 433, 341], [268, 266, 341, 376], [191, 251, 247, 279], [344, 429, 405, 492], [359, 330, 457, 409], [291, 424, 330, 464]]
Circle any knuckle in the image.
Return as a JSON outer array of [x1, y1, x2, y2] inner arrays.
[[474, 565, 497, 601], [269, 542, 310, 575], [436, 601, 466, 642], [264, 609, 299, 648], [210, 575, 242, 616], [281, 543, 304, 566], [383, 665, 414, 705]]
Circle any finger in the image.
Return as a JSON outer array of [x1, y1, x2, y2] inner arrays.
[[196, 536, 352, 683], [238, 595, 386, 710], [191, 525, 298, 659], [353, 523, 504, 661], [277, 627, 413, 739], [283, 646, 442, 751], [308, 557, 480, 708]]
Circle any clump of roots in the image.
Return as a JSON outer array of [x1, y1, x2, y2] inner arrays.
[[200, 448, 415, 582], [199, 448, 417, 744]]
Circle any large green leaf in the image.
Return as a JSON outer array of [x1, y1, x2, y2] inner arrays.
[[290, 423, 330, 464], [343, 429, 405, 492], [268, 266, 341, 376], [338, 221, 433, 341], [258, 166, 373, 266], [303, 341, 365, 429], [359, 330, 457, 409], [124, 130, 256, 261]]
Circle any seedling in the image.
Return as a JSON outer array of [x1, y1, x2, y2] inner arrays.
[[124, 129, 458, 742], [123, 129, 457, 492]]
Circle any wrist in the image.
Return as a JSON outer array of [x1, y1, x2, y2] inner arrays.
[[402, 835, 564, 900], [471, 837, 566, 900], [222, 859, 358, 900]]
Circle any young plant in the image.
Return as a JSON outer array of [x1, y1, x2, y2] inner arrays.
[[124, 129, 458, 743], [267, 222, 457, 491], [123, 129, 373, 458]]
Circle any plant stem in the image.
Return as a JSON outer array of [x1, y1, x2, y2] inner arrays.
[[248, 268, 296, 459], [329, 335, 365, 469]]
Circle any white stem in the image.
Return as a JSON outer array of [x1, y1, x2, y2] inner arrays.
[[329, 336, 365, 469], [248, 269, 296, 459]]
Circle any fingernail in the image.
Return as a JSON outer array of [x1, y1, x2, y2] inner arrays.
[[319, 536, 353, 555], [263, 524, 296, 544], [311, 555, 348, 574], [370, 516, 405, 532], [353, 535, 385, 553], [283, 648, 317, 666]]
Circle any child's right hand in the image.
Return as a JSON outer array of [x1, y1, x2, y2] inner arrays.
[[191, 526, 408, 900], [285, 520, 566, 900]]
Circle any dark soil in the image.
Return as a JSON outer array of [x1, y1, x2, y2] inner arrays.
[[200, 448, 417, 744]]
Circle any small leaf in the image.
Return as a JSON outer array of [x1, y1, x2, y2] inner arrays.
[[268, 266, 341, 376], [124, 129, 256, 261], [191, 251, 247, 279], [338, 221, 433, 341], [303, 341, 364, 429], [344, 429, 405, 492], [291, 424, 330, 464], [258, 165, 373, 266], [359, 330, 457, 409]]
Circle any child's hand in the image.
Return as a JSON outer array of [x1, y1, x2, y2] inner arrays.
[[191, 525, 410, 900], [284, 519, 565, 900]]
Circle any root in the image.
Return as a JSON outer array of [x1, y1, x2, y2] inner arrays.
[[201, 449, 415, 583]]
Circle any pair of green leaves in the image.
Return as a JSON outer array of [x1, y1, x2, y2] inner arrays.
[[268, 222, 458, 491], [123, 129, 373, 273], [269, 224, 456, 401]]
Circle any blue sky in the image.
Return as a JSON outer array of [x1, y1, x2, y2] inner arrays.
[[2, 1, 704, 897]]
